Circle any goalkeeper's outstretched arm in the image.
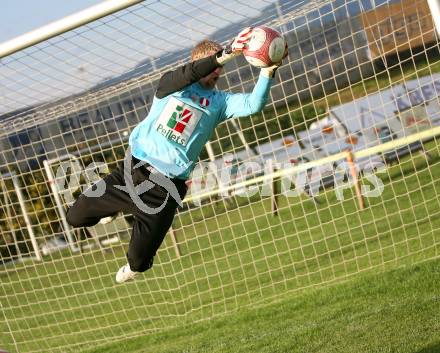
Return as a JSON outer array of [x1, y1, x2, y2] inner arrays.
[[155, 28, 254, 98], [219, 45, 289, 120], [155, 53, 222, 98]]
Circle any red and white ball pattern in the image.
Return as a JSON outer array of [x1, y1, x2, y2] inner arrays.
[[243, 26, 286, 68]]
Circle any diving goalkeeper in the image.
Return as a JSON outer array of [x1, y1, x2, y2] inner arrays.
[[66, 28, 288, 283]]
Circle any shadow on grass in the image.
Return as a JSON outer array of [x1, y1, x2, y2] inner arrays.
[[416, 342, 440, 353]]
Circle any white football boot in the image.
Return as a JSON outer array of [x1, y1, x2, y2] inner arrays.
[[115, 263, 137, 283]]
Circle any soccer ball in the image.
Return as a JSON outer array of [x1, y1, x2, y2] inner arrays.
[[243, 26, 286, 68]]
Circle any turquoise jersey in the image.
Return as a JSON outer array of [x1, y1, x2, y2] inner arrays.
[[129, 74, 272, 180]]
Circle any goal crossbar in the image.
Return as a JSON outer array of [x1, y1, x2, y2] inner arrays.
[[0, 0, 144, 58]]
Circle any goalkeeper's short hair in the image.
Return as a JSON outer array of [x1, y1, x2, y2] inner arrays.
[[191, 40, 222, 61]]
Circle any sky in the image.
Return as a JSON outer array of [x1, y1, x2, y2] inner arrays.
[[0, 0, 105, 43]]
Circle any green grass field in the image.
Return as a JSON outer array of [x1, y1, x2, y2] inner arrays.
[[1, 138, 439, 353], [84, 257, 440, 353]]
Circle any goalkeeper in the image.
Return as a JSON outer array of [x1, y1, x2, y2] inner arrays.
[[66, 28, 288, 283]]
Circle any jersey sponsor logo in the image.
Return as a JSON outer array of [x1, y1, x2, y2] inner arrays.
[[167, 105, 192, 133], [155, 97, 203, 146]]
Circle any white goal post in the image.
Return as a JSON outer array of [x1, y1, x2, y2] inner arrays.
[[1, 172, 42, 261], [428, 0, 440, 36], [1, 1, 440, 352], [0, 0, 144, 58]]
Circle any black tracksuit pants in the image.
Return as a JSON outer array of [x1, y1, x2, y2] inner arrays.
[[66, 157, 187, 272]]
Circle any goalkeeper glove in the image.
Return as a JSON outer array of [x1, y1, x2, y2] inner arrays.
[[260, 41, 289, 78], [216, 27, 253, 65]]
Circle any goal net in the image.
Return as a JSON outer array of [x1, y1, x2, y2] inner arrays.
[[1, 0, 440, 352]]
